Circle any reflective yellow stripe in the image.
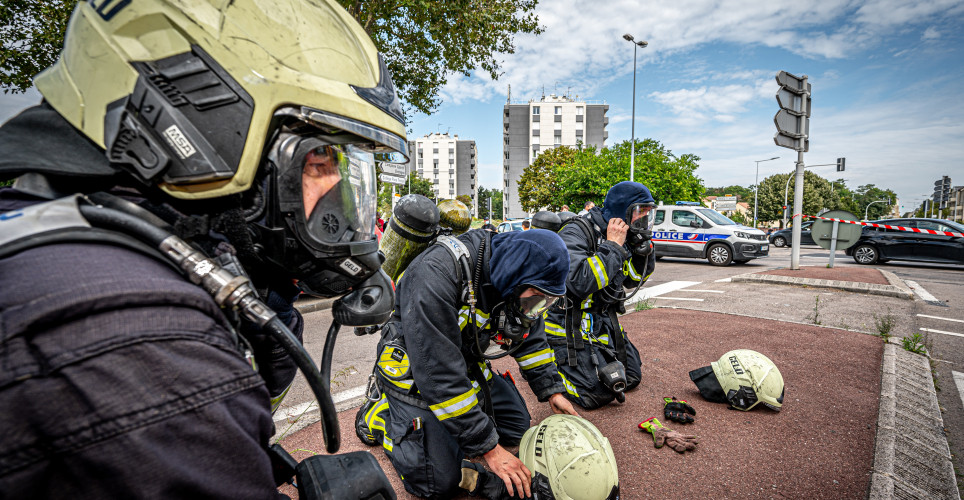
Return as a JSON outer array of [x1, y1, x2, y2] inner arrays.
[[385, 377, 414, 390], [365, 395, 389, 434], [517, 348, 555, 370], [597, 334, 611, 346], [429, 388, 478, 421], [581, 296, 593, 309], [558, 371, 580, 397], [623, 260, 641, 280], [458, 306, 491, 331], [587, 255, 608, 289], [544, 321, 566, 337], [382, 435, 393, 452], [377, 347, 410, 379], [479, 362, 493, 381]]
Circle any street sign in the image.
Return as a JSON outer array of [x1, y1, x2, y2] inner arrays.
[[812, 210, 861, 251], [774, 71, 811, 152], [380, 162, 407, 177], [715, 196, 737, 211], [379, 172, 407, 185]]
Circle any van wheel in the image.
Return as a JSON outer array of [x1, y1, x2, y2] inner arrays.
[[707, 244, 733, 266]]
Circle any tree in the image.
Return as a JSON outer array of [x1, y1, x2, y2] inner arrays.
[[455, 194, 472, 208], [517, 146, 575, 212], [705, 185, 753, 201], [0, 0, 73, 93], [338, 0, 542, 114], [3, 1, 544, 117], [477, 185, 503, 220], [553, 139, 704, 208]]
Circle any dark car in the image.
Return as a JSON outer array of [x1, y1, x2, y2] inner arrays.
[[844, 218, 964, 265], [768, 221, 816, 247]]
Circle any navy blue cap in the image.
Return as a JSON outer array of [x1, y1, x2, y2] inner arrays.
[[602, 181, 655, 222], [489, 229, 569, 298]]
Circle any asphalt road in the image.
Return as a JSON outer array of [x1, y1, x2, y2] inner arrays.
[[278, 242, 964, 489]]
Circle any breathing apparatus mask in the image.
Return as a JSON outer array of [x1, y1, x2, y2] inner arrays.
[[626, 202, 656, 256], [484, 286, 561, 357]]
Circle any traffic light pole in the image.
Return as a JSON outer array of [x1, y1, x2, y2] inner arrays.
[[790, 150, 806, 270]]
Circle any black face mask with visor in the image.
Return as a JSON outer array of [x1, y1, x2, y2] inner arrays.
[[484, 286, 561, 357], [625, 202, 656, 256], [249, 108, 405, 325]]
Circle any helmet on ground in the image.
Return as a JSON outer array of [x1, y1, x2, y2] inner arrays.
[[689, 349, 785, 411], [519, 415, 619, 500], [35, 0, 409, 305], [531, 211, 562, 232]]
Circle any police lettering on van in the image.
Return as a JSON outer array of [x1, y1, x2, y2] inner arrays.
[[651, 202, 768, 266]]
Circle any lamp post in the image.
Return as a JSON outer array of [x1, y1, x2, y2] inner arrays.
[[865, 199, 889, 221], [623, 34, 648, 183], [753, 156, 779, 229]]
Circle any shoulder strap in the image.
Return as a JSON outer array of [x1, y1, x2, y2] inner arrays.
[[561, 216, 598, 254]]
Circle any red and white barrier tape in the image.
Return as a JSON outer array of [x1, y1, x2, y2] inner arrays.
[[787, 214, 964, 238]]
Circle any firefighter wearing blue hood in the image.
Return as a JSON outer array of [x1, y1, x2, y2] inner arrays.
[[543, 181, 657, 409], [355, 228, 579, 499]]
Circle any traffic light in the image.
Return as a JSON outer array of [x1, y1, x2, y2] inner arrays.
[[836, 158, 845, 172]]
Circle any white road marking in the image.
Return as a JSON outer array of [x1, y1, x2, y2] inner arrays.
[[625, 281, 700, 306], [917, 314, 964, 324], [653, 297, 705, 301], [905, 280, 941, 303], [677, 289, 725, 293], [715, 278, 732, 283], [953, 371, 964, 409], [273, 384, 368, 424], [920, 328, 964, 339]]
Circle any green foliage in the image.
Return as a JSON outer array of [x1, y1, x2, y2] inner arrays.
[[753, 171, 897, 227], [873, 310, 896, 342], [633, 299, 655, 312], [515, 139, 705, 212], [477, 186, 503, 219], [517, 146, 575, 212], [339, 0, 543, 115], [0, 0, 74, 94], [705, 185, 753, 201], [456, 194, 472, 207], [902, 332, 927, 355], [1, 1, 544, 116]]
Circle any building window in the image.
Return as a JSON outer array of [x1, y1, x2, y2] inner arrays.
[[576, 106, 584, 115], [554, 136, 562, 146], [554, 122, 561, 131], [532, 106, 540, 115], [532, 121, 540, 130], [554, 106, 561, 115]]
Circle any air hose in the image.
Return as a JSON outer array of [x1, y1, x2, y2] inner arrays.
[[78, 203, 342, 453]]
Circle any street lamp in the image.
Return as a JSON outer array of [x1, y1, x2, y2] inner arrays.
[[865, 199, 890, 221], [753, 156, 779, 228], [623, 33, 648, 183]]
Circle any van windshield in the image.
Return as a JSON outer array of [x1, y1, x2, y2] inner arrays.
[[696, 208, 737, 225]]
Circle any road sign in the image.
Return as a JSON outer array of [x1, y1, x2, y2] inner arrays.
[[774, 71, 811, 152], [379, 172, 407, 185], [380, 162, 407, 176], [812, 210, 861, 251], [715, 196, 737, 211]]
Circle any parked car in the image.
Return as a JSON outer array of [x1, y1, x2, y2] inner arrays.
[[844, 218, 964, 265], [497, 220, 526, 232], [652, 202, 769, 266], [768, 221, 815, 247]]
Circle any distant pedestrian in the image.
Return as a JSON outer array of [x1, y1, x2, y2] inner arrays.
[[561, 204, 570, 212], [578, 201, 595, 216], [522, 219, 531, 230]]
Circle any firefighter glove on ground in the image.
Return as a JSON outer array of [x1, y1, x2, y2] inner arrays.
[[639, 417, 698, 453], [663, 397, 696, 424]]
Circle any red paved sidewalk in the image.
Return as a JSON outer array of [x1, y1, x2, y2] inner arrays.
[[758, 265, 889, 285], [279, 308, 883, 499]]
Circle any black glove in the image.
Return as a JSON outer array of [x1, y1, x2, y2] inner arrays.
[[663, 397, 696, 424]]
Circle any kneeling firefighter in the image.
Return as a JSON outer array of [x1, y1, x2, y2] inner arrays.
[[544, 182, 657, 409], [0, 0, 404, 498], [356, 228, 580, 499]]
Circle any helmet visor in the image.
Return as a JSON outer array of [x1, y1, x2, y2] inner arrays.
[[627, 203, 655, 233], [517, 291, 561, 320]]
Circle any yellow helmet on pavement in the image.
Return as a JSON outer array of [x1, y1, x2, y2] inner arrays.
[[518, 415, 619, 500], [689, 349, 785, 411]]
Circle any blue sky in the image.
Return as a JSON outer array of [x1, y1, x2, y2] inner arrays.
[[3, 0, 962, 212]]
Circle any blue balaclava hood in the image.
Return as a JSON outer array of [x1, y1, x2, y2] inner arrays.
[[602, 181, 655, 222], [489, 229, 569, 298]]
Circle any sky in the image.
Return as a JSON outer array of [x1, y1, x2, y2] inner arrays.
[[2, 0, 962, 213]]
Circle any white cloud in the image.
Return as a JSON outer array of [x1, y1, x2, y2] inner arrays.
[[922, 26, 941, 40], [648, 77, 773, 125]]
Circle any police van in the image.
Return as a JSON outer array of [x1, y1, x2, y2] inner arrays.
[[652, 202, 769, 266]]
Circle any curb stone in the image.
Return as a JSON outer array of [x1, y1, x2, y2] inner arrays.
[[730, 272, 914, 299], [870, 339, 961, 499]]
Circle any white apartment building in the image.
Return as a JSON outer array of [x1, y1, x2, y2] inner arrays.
[[502, 93, 608, 219], [406, 133, 478, 214]]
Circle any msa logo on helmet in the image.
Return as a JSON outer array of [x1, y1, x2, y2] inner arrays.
[[162, 125, 197, 159], [728, 355, 745, 375]]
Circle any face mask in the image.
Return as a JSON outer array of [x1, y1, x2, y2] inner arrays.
[[626, 203, 655, 235]]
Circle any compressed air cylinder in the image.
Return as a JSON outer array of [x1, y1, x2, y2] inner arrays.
[[380, 194, 440, 282], [437, 199, 471, 235]]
